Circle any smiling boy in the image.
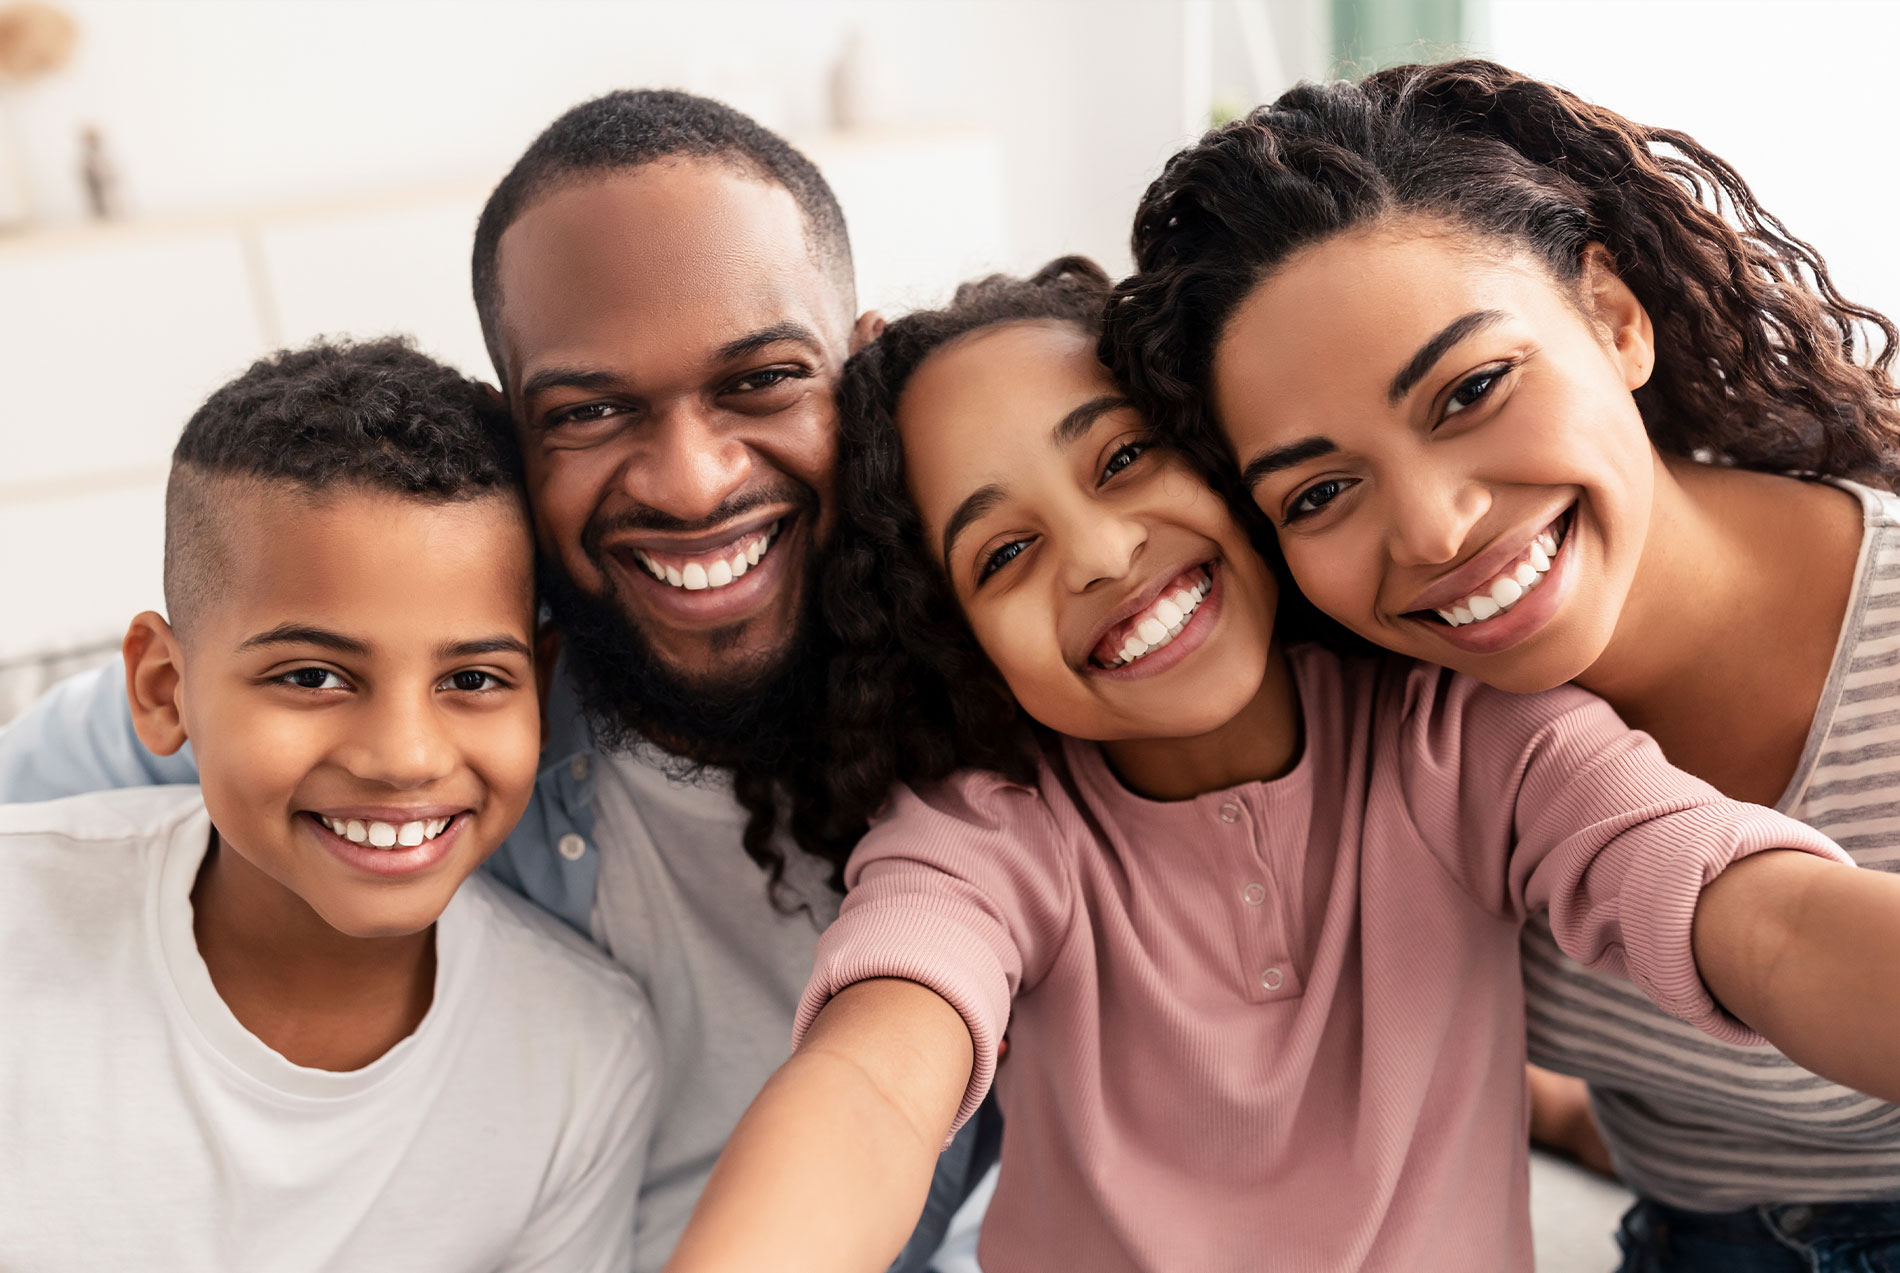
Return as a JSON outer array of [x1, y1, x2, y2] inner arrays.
[[0, 339, 656, 1270]]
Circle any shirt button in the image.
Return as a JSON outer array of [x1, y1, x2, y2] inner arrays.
[[557, 833, 588, 861], [1260, 967, 1284, 991], [570, 754, 591, 782], [1218, 802, 1241, 823], [1242, 882, 1267, 906]]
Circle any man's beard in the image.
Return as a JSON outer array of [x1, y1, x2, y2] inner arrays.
[[538, 548, 830, 777]]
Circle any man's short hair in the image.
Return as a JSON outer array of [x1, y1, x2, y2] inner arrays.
[[471, 89, 854, 380], [164, 337, 523, 638]]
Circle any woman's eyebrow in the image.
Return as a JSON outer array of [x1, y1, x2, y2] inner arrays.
[[1387, 309, 1508, 403], [941, 484, 1005, 576]]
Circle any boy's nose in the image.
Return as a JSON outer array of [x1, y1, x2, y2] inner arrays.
[[340, 698, 456, 790], [623, 405, 752, 525]]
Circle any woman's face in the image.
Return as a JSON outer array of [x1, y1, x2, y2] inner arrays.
[[1211, 220, 1657, 693], [897, 319, 1279, 742]]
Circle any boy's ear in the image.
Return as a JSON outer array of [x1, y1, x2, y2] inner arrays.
[[1580, 242, 1654, 391], [849, 309, 888, 355], [123, 612, 189, 757]]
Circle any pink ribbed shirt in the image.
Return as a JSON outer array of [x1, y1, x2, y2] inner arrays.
[[796, 648, 1850, 1272]]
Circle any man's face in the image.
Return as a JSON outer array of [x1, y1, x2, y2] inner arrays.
[[494, 160, 855, 693]]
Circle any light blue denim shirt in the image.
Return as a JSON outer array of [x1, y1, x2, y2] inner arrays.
[[0, 658, 995, 1270]]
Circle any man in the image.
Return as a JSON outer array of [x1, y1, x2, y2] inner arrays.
[[0, 90, 993, 1272]]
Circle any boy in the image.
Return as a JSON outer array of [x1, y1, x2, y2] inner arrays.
[[0, 339, 657, 1270]]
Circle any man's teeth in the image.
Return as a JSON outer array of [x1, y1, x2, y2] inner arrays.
[[634, 522, 779, 591], [1434, 528, 1561, 628], [321, 815, 453, 849], [1104, 576, 1209, 669]]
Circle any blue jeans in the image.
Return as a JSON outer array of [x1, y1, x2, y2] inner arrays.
[[1618, 1198, 1900, 1272]]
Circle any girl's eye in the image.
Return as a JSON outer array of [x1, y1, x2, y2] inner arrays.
[[444, 670, 506, 693], [1442, 364, 1510, 419], [979, 538, 1029, 583], [279, 667, 345, 691], [1101, 440, 1149, 482], [1285, 477, 1355, 523]]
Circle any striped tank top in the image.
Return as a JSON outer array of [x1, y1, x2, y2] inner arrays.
[[1524, 478, 1900, 1209]]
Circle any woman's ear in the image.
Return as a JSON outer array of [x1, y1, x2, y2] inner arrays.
[[1580, 242, 1655, 391], [123, 611, 189, 757]]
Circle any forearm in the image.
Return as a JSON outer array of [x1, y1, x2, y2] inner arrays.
[[1695, 850, 1900, 1105], [665, 978, 973, 1273]]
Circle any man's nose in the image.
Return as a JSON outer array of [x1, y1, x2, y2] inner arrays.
[[1387, 465, 1490, 569], [625, 404, 752, 524]]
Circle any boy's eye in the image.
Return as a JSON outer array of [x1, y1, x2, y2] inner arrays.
[[1101, 440, 1149, 482], [443, 670, 507, 693], [1442, 363, 1511, 420], [279, 667, 346, 691], [1285, 477, 1355, 523], [979, 538, 1030, 583]]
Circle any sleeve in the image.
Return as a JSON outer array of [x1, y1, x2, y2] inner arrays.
[[1393, 666, 1853, 1044], [792, 768, 1076, 1143], [0, 660, 197, 802], [495, 999, 660, 1273]]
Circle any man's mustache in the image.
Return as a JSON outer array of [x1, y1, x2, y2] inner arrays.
[[580, 486, 816, 559]]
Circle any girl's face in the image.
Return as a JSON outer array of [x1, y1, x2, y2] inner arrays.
[[897, 319, 1279, 742], [1211, 220, 1657, 693]]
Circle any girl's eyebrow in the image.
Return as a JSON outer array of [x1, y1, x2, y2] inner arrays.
[[1242, 436, 1337, 488], [941, 484, 1006, 576]]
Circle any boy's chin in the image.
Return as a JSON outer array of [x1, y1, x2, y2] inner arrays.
[[309, 885, 461, 941]]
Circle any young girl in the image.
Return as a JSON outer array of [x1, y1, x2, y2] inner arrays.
[[1104, 59, 1900, 1269], [662, 261, 1900, 1273]]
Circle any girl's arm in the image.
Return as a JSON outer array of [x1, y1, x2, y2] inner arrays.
[[1694, 850, 1900, 1106], [665, 977, 974, 1273]]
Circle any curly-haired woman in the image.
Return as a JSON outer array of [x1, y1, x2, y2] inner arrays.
[[657, 260, 1900, 1273], [1105, 57, 1900, 1272]]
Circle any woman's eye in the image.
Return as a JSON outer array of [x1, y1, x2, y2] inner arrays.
[[1286, 478, 1353, 522], [279, 667, 345, 691], [979, 538, 1029, 582], [1443, 365, 1509, 419], [444, 670, 505, 693], [1101, 440, 1149, 482]]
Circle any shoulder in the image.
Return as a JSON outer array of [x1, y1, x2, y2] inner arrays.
[[0, 785, 204, 847], [847, 750, 1081, 887], [1346, 653, 1626, 771]]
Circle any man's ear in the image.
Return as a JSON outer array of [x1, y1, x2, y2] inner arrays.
[[124, 612, 189, 757], [1580, 243, 1654, 392], [849, 309, 888, 356]]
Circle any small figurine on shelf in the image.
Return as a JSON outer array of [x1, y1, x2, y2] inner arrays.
[[79, 124, 118, 220], [0, 1, 78, 230]]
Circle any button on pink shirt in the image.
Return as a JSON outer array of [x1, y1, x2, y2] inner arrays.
[[796, 649, 1850, 1272]]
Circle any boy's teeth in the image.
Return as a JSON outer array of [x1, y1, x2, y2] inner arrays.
[[368, 822, 398, 847], [322, 815, 454, 850], [637, 522, 779, 593], [1435, 519, 1567, 628]]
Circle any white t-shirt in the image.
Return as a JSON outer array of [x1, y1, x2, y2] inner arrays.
[[0, 786, 660, 1272]]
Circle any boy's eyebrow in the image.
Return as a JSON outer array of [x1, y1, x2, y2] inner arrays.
[[1387, 309, 1508, 404], [1241, 436, 1338, 487], [941, 484, 1006, 576], [1052, 394, 1131, 446], [237, 624, 371, 656], [438, 636, 534, 660]]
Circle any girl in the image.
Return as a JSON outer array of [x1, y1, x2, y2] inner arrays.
[[662, 261, 1900, 1273], [1103, 58, 1900, 1270]]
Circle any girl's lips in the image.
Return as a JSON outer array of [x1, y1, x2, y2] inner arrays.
[[1086, 560, 1224, 681], [303, 810, 467, 878]]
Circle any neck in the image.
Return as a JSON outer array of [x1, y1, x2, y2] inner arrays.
[[1573, 454, 1860, 803], [1100, 643, 1302, 801], [191, 833, 436, 1071]]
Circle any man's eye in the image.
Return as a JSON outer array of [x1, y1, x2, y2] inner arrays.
[[1101, 440, 1149, 482], [979, 538, 1029, 582], [444, 670, 506, 693], [728, 366, 807, 394], [279, 667, 345, 691], [548, 402, 621, 429], [1443, 364, 1511, 419], [1286, 478, 1353, 522]]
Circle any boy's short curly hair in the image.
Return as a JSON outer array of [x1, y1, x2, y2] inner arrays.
[[164, 337, 523, 638]]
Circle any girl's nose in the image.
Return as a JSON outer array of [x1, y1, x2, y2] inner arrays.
[[1059, 511, 1148, 593]]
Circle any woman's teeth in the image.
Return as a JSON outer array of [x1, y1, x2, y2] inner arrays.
[[1434, 526, 1562, 628], [320, 815, 453, 849], [1099, 571, 1210, 669], [633, 522, 780, 591]]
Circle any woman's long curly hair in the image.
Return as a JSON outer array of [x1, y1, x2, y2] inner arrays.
[[817, 258, 1118, 841], [1104, 58, 1900, 486]]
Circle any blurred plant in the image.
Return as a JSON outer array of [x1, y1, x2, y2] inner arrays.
[[0, 1, 76, 84]]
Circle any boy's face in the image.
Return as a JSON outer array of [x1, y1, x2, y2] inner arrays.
[[147, 487, 540, 939]]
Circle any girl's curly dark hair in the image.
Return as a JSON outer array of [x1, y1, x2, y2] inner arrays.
[[1104, 58, 1900, 487], [817, 256, 1116, 840]]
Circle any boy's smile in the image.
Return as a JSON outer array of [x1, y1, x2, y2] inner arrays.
[[129, 486, 540, 941]]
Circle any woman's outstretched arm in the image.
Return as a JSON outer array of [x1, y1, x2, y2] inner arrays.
[[1696, 851, 1900, 1105], [664, 977, 974, 1273]]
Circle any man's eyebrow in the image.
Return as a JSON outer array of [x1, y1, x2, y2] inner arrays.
[[1387, 309, 1509, 404], [1052, 395, 1132, 446], [1240, 437, 1338, 488], [519, 365, 622, 400], [716, 321, 824, 362], [237, 624, 371, 656], [941, 484, 1006, 577], [438, 636, 534, 660]]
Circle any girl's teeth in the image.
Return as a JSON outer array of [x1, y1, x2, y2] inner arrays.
[[1529, 543, 1550, 572], [1513, 562, 1538, 588], [1103, 573, 1210, 669], [346, 819, 367, 844], [1153, 599, 1184, 628], [1468, 594, 1500, 621], [1453, 605, 1475, 626], [1491, 577, 1523, 607]]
